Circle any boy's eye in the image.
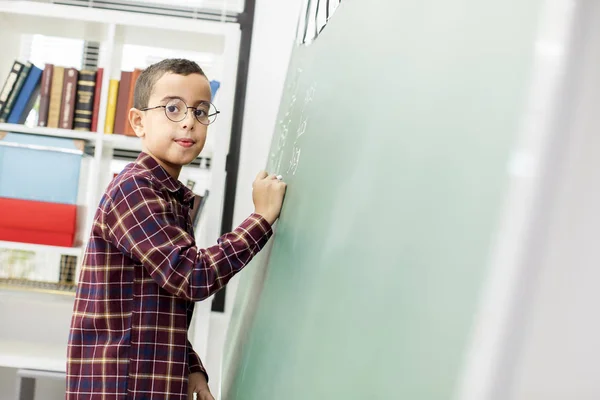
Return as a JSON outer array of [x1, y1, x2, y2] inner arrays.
[[194, 109, 208, 118], [166, 105, 180, 113]]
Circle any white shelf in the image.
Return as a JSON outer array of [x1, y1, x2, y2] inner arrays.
[[0, 122, 97, 142], [0, 340, 66, 372], [103, 133, 142, 151], [0, 240, 83, 257]]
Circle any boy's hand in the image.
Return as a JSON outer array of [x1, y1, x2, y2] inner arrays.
[[192, 389, 214, 400], [253, 171, 287, 225], [188, 372, 214, 400]]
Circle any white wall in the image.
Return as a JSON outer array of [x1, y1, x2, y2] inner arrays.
[[232, 4, 302, 227], [204, 0, 302, 397], [506, 1, 600, 399]]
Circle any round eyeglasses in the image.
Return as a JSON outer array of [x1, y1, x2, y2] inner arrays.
[[141, 98, 220, 126]]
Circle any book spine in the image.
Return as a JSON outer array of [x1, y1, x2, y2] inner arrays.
[[0, 62, 32, 123], [0, 60, 24, 117], [38, 64, 54, 127], [123, 68, 142, 137], [113, 71, 132, 135], [103, 79, 120, 134], [73, 70, 96, 131], [90, 67, 104, 132], [59, 68, 79, 130], [47, 66, 65, 128], [7, 65, 43, 124]]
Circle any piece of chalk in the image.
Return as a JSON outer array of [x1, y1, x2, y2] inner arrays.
[[276, 175, 283, 180]]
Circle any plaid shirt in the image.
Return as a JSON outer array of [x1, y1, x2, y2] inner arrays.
[[66, 152, 272, 399]]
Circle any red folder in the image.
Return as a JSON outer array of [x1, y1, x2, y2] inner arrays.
[[0, 197, 77, 247]]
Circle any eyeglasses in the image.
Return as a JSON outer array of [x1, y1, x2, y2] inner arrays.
[[141, 98, 220, 126]]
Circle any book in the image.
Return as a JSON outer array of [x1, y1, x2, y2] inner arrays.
[[73, 69, 97, 131], [59, 67, 79, 129], [0, 196, 77, 247], [113, 71, 132, 135], [124, 68, 142, 137], [104, 79, 119, 134], [90, 67, 104, 132], [0, 61, 32, 122], [38, 64, 54, 127], [210, 80, 221, 101], [7, 64, 43, 124], [0, 60, 25, 118], [47, 66, 65, 128]]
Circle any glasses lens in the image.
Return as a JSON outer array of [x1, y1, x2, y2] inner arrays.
[[194, 102, 219, 125], [164, 98, 186, 122]]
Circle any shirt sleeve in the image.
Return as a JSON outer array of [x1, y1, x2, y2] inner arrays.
[[187, 339, 208, 382], [103, 174, 273, 302]]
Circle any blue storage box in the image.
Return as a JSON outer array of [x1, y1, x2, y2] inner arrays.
[[0, 131, 84, 205]]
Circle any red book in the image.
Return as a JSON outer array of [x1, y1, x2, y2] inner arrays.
[[91, 67, 104, 132], [0, 197, 77, 247]]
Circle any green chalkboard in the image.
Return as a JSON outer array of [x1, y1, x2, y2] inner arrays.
[[223, 0, 543, 398]]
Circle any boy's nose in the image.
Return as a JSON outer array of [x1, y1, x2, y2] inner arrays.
[[181, 110, 196, 130]]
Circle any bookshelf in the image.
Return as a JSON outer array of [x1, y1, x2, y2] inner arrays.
[[0, 1, 244, 392], [0, 0, 238, 273]]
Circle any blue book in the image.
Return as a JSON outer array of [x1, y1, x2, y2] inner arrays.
[[7, 64, 43, 124], [210, 80, 221, 101]]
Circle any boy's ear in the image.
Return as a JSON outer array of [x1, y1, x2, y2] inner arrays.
[[129, 108, 145, 138]]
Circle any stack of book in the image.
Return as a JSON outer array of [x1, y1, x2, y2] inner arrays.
[[0, 60, 221, 135], [104, 68, 142, 136], [0, 59, 103, 131]]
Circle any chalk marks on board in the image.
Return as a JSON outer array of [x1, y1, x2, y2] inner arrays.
[[270, 68, 302, 174], [270, 67, 317, 178], [287, 82, 316, 176], [296, 0, 343, 45]]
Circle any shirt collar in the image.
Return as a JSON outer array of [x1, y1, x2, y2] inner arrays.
[[135, 152, 196, 206]]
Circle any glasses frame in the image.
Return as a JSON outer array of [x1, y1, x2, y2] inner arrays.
[[141, 99, 220, 126]]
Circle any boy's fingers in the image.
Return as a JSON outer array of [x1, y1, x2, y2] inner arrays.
[[197, 390, 215, 400], [256, 171, 268, 180]]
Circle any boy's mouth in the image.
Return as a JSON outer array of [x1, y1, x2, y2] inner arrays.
[[174, 138, 196, 148]]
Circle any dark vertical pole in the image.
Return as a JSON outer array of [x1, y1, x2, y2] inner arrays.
[[211, 0, 257, 312]]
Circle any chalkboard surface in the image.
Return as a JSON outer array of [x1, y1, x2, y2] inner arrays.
[[222, 0, 543, 398]]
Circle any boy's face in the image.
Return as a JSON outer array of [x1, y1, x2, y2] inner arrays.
[[129, 72, 213, 178]]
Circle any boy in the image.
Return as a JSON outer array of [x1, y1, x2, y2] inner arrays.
[[66, 59, 286, 400]]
